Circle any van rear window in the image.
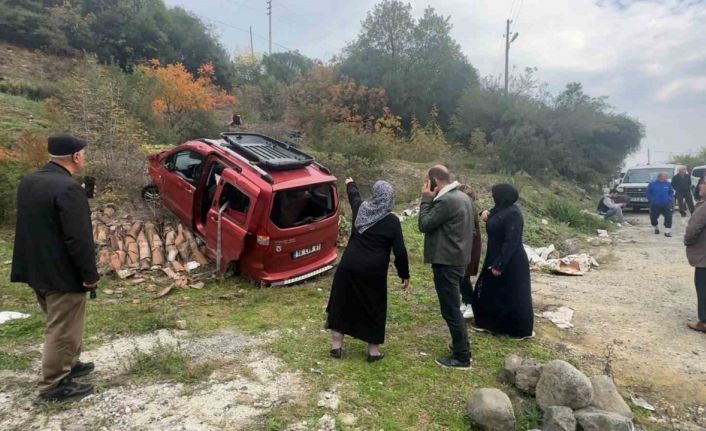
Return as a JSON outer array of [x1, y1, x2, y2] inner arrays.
[[271, 184, 335, 228]]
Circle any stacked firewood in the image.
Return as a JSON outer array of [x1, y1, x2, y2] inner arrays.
[[92, 204, 210, 279]]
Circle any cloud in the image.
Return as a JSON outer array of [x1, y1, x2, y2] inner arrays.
[[657, 77, 706, 102]]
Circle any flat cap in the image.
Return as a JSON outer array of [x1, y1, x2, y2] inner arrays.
[[48, 134, 87, 156]]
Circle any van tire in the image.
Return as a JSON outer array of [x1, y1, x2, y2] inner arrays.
[[141, 184, 161, 205]]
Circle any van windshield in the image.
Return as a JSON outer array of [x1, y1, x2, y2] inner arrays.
[[623, 168, 672, 184], [271, 184, 336, 229]]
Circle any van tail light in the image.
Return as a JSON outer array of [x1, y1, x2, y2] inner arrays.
[[257, 235, 270, 246]]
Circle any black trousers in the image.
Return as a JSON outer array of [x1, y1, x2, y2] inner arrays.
[[695, 268, 706, 323], [460, 276, 473, 304], [649, 204, 673, 228], [675, 190, 695, 215], [432, 264, 471, 362]]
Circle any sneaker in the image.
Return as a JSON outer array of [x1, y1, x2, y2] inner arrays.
[[38, 379, 94, 403], [435, 357, 471, 370], [462, 305, 474, 319], [68, 361, 94, 379], [664, 232, 672, 238], [654, 228, 660, 234], [459, 303, 467, 313]]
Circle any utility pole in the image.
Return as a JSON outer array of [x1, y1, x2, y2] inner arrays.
[[647, 147, 651, 165], [266, 0, 272, 55], [249, 26, 254, 57], [504, 19, 518, 96]]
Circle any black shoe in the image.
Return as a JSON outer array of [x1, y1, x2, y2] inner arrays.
[[435, 357, 471, 370], [367, 353, 385, 363], [329, 348, 342, 359], [654, 228, 660, 234], [664, 232, 672, 238], [38, 379, 94, 403], [68, 361, 95, 379]]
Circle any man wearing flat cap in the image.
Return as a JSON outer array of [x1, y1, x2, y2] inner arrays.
[[11, 134, 99, 402]]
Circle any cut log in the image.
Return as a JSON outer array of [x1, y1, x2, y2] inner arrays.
[[183, 228, 208, 265], [175, 225, 190, 262], [127, 221, 143, 240], [171, 260, 185, 272], [109, 250, 126, 272], [165, 228, 178, 262], [125, 236, 139, 265], [137, 231, 151, 270], [94, 223, 108, 246], [98, 248, 110, 267], [144, 222, 164, 266]]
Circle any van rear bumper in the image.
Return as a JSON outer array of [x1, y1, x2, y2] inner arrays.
[[254, 249, 338, 286]]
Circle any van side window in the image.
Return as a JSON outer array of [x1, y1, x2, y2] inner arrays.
[[168, 150, 204, 184], [219, 183, 250, 223]]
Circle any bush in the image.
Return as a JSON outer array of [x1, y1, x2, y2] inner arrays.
[[311, 124, 387, 163], [544, 198, 611, 233], [0, 78, 57, 101], [0, 160, 29, 224]]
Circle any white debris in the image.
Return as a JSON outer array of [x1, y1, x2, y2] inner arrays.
[[596, 229, 609, 238], [541, 306, 575, 330], [524, 244, 556, 266], [541, 219, 549, 225], [631, 396, 656, 412], [185, 261, 201, 271], [0, 311, 30, 325]]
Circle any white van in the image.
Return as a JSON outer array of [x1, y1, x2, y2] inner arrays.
[[691, 165, 706, 189], [616, 164, 682, 211]]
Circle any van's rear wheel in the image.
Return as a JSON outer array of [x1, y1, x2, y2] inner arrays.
[[141, 184, 161, 205]]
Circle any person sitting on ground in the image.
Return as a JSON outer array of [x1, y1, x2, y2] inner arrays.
[[457, 184, 482, 319], [683, 181, 706, 334], [471, 184, 534, 339], [647, 172, 674, 237], [597, 189, 629, 225], [325, 178, 410, 362]]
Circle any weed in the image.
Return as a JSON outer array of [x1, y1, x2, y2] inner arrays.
[[0, 350, 35, 371], [129, 341, 212, 384], [516, 401, 543, 430], [544, 197, 611, 234]]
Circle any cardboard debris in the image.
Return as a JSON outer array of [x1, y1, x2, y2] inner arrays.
[[630, 396, 656, 412], [524, 244, 556, 265], [155, 284, 174, 299], [541, 306, 575, 329], [0, 311, 30, 325], [525, 244, 598, 275]]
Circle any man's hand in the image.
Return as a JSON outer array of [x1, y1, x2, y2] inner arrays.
[[421, 180, 437, 199], [491, 268, 502, 277], [345, 177, 354, 185], [480, 210, 490, 222], [401, 278, 411, 291]]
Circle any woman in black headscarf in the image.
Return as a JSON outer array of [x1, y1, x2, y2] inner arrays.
[[471, 184, 534, 338], [326, 178, 410, 362]]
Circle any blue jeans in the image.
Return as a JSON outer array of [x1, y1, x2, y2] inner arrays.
[[432, 264, 471, 362]]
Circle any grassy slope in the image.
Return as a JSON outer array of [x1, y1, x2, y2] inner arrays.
[[0, 92, 51, 146]]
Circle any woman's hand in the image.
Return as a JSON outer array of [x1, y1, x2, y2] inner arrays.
[[480, 210, 490, 222], [401, 278, 411, 291], [345, 177, 354, 185], [491, 268, 502, 277]]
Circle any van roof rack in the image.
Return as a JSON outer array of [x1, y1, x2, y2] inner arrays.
[[220, 132, 314, 171]]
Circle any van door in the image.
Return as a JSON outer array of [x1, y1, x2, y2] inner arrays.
[[204, 169, 260, 269], [161, 150, 205, 225]]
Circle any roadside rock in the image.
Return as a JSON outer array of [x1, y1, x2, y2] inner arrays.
[[467, 388, 516, 431], [574, 407, 633, 431], [589, 376, 633, 419], [515, 360, 542, 395], [536, 360, 593, 410], [500, 354, 523, 385], [543, 406, 577, 431], [317, 391, 340, 411], [316, 414, 336, 431]]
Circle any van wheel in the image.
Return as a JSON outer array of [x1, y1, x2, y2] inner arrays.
[[141, 185, 161, 205]]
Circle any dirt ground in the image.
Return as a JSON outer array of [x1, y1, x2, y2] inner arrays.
[[533, 212, 706, 428]]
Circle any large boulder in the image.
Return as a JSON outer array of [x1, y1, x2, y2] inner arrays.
[[574, 407, 633, 431], [500, 354, 523, 385], [536, 360, 593, 410], [543, 406, 577, 431], [467, 388, 516, 431], [589, 376, 633, 419], [515, 360, 542, 395]]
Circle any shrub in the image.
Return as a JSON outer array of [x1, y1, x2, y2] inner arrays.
[[0, 160, 29, 224], [311, 124, 387, 163], [14, 130, 47, 170], [0, 78, 57, 101], [544, 198, 611, 233]]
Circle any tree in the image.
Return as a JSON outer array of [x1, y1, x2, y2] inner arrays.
[[262, 52, 314, 84]]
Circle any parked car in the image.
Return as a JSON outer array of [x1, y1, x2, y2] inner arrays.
[[143, 133, 340, 286], [691, 165, 706, 190], [616, 164, 682, 211]]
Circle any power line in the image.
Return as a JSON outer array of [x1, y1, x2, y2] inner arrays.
[[513, 0, 525, 24], [186, 10, 295, 52]]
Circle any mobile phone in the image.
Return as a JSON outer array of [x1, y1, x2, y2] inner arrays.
[[429, 177, 437, 190]]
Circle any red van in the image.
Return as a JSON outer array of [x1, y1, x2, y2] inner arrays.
[[144, 133, 339, 286]]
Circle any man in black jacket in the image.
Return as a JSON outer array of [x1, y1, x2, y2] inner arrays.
[[11, 135, 99, 402], [673, 166, 695, 217]]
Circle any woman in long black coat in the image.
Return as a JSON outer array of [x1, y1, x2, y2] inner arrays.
[[326, 178, 410, 362], [471, 184, 534, 338]]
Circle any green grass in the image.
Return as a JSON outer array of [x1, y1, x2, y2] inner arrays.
[[129, 341, 212, 384], [0, 92, 51, 146], [0, 350, 35, 371], [543, 197, 612, 234]]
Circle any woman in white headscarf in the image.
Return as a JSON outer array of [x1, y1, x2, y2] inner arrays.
[[326, 178, 410, 362]]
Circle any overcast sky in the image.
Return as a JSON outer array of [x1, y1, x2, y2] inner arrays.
[[165, 0, 706, 167]]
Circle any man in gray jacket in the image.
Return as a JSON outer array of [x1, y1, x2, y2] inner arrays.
[[684, 181, 706, 333], [419, 165, 474, 369]]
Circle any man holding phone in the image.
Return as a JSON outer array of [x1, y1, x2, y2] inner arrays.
[[418, 165, 474, 369], [11, 135, 99, 402]]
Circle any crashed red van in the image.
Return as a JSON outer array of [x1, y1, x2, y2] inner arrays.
[[143, 133, 339, 286]]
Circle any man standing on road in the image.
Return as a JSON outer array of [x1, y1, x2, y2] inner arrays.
[[11, 135, 99, 402], [646, 172, 674, 237], [418, 165, 474, 369], [684, 181, 706, 334], [672, 166, 695, 217]]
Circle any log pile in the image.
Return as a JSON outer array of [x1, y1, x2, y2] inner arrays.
[[92, 204, 212, 294]]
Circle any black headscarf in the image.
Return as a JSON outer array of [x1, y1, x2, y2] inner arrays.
[[491, 184, 519, 210]]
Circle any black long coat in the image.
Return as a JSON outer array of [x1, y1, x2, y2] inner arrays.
[[11, 162, 99, 293], [472, 204, 533, 337], [326, 183, 410, 344]]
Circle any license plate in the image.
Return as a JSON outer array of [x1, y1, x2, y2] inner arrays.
[[631, 197, 648, 202], [292, 244, 321, 259]]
